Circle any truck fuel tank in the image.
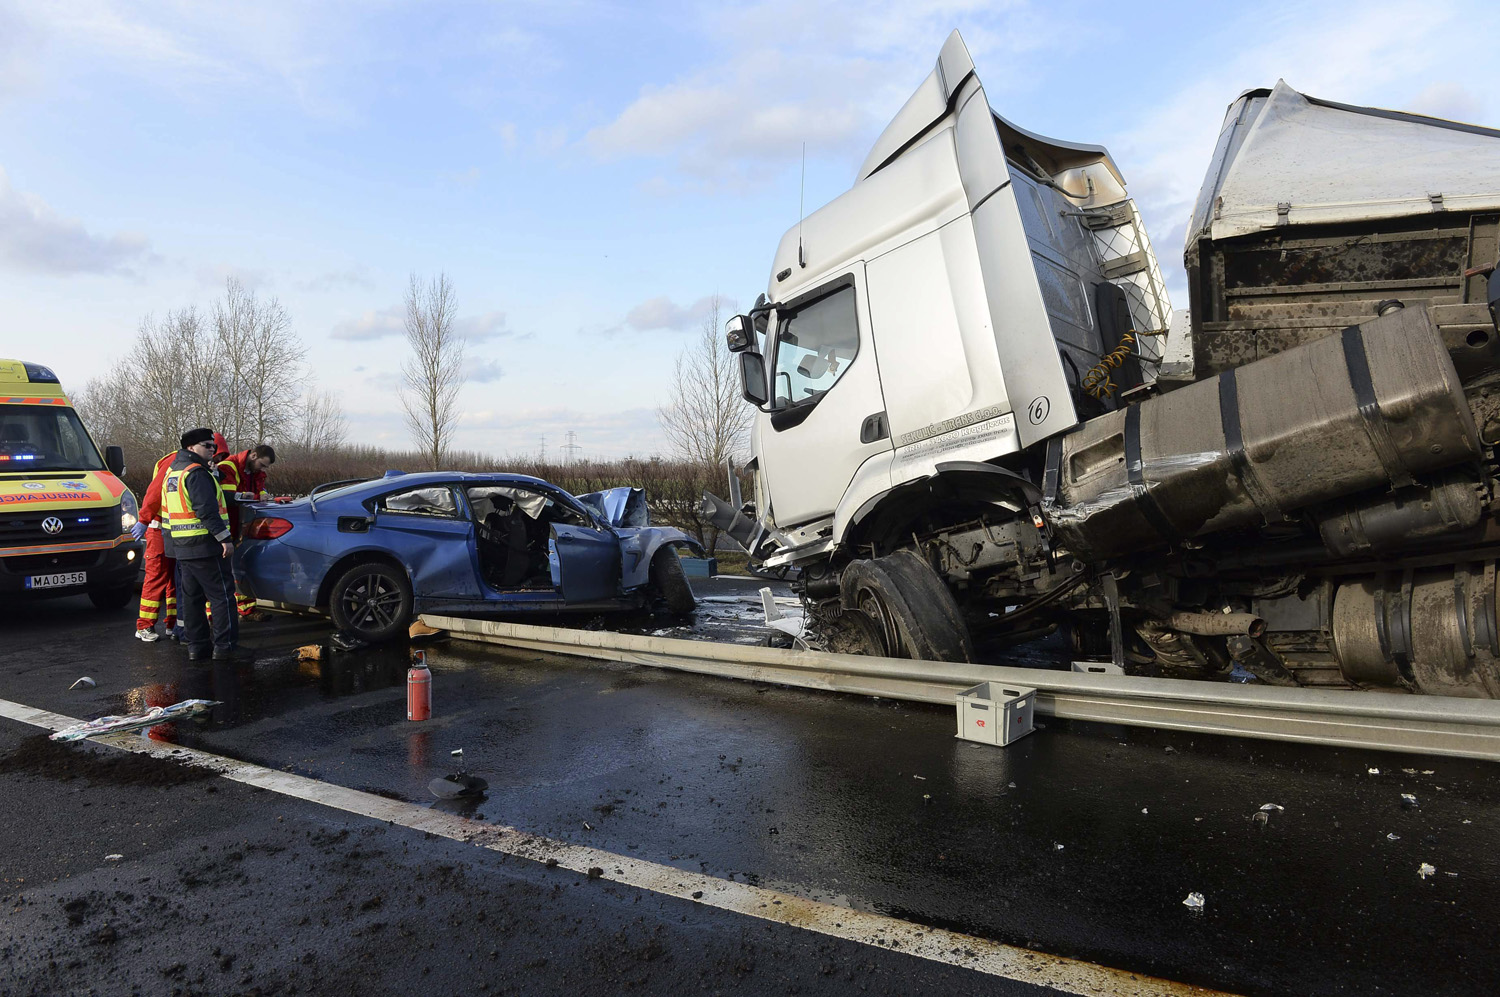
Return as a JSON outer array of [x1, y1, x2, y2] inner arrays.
[[1044, 306, 1481, 560]]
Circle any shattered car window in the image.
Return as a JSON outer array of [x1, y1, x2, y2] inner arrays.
[[379, 486, 459, 518]]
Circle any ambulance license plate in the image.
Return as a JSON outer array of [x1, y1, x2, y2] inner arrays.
[[25, 571, 87, 590]]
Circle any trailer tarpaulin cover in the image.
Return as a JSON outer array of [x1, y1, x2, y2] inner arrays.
[[1188, 81, 1500, 245]]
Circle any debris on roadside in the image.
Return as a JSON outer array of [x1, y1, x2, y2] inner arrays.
[[1418, 863, 1437, 879], [49, 700, 219, 742], [1052, 842, 1065, 851], [1401, 793, 1420, 810], [1387, 833, 1400, 841], [1183, 892, 1205, 910], [409, 619, 444, 640], [295, 645, 322, 662], [104, 854, 123, 861], [68, 677, 96, 690], [1368, 768, 1380, 775], [428, 748, 487, 800], [1252, 811, 1269, 827], [1259, 803, 1284, 812], [330, 631, 368, 653]]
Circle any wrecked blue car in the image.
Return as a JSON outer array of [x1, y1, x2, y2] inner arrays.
[[238, 471, 703, 641]]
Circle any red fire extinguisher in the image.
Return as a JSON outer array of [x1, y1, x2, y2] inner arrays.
[[407, 650, 431, 721]]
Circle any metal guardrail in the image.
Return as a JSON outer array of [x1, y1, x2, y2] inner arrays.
[[422, 614, 1500, 761]]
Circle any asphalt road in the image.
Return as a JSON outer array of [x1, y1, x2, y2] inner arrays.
[[2, 578, 1498, 996]]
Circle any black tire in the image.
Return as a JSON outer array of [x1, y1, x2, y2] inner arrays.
[[328, 561, 413, 642], [88, 585, 135, 611], [649, 548, 696, 615], [839, 550, 973, 662]]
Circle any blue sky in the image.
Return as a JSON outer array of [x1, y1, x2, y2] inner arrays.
[[1, 0, 1494, 458]]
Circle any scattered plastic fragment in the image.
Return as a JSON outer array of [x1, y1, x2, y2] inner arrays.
[[1445, 871, 1458, 877], [582, 822, 593, 831], [50, 700, 219, 741], [922, 793, 931, 800], [68, 676, 96, 690], [1368, 767, 1380, 775], [1007, 782, 1017, 789], [1052, 842, 1065, 851], [1463, 819, 1472, 825], [913, 774, 926, 781], [1183, 892, 1205, 910], [1418, 863, 1437, 879], [1422, 770, 1435, 775], [1259, 803, 1284, 812], [1387, 833, 1400, 841], [1401, 793, 1420, 810], [1141, 808, 1149, 815], [1252, 812, 1269, 826], [104, 854, 123, 861]]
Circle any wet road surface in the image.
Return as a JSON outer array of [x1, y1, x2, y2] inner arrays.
[[3, 578, 1498, 995]]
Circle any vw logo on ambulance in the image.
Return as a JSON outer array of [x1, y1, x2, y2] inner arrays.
[[42, 516, 64, 535]]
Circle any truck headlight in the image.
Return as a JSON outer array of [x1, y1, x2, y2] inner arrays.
[[120, 489, 140, 532]]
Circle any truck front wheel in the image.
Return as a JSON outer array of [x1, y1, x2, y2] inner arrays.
[[840, 550, 973, 662]]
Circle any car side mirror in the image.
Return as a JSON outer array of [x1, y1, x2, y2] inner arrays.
[[725, 314, 753, 353], [105, 445, 126, 476], [739, 351, 769, 408]]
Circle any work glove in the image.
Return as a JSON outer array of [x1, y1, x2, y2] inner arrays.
[[130, 522, 147, 541]]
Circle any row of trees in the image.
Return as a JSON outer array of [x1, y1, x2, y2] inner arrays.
[[75, 273, 753, 551], [74, 277, 349, 487]]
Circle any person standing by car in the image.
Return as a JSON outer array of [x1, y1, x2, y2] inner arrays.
[[162, 428, 239, 661], [216, 443, 275, 620], [132, 448, 181, 642]]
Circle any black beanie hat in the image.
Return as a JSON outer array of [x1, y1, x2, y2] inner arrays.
[[181, 427, 215, 449]]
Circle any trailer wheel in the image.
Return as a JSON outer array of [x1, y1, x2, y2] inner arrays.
[[840, 550, 973, 662], [649, 547, 697, 615]]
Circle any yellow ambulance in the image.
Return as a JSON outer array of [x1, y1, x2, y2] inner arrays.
[[0, 359, 143, 608]]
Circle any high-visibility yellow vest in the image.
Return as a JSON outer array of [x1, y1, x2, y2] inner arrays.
[[163, 462, 228, 541]]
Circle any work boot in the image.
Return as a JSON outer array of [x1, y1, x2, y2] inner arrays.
[[134, 628, 160, 643], [212, 645, 253, 663], [186, 645, 211, 662]]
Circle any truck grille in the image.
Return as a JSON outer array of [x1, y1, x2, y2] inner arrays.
[[0, 507, 119, 547]]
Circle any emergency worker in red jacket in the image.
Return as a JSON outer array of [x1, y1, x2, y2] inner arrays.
[[216, 444, 275, 618], [132, 449, 180, 641]]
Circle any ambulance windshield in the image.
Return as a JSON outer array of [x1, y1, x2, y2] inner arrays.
[[0, 405, 106, 472]]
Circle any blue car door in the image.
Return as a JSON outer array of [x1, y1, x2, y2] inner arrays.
[[374, 484, 481, 599], [548, 524, 620, 603]]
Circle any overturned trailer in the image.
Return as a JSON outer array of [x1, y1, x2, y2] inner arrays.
[[708, 31, 1500, 697]]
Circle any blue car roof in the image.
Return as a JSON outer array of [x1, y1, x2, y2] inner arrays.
[[332, 470, 559, 495]]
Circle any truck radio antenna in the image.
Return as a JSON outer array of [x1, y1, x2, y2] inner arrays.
[[798, 142, 806, 269]]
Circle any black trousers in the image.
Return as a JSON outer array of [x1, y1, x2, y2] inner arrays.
[[176, 555, 239, 652]]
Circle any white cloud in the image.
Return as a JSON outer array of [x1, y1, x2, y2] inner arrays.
[[583, 1, 1043, 190], [457, 310, 513, 341], [0, 166, 153, 276], [298, 267, 373, 292], [466, 357, 505, 383], [196, 263, 269, 291], [615, 294, 726, 334], [331, 306, 403, 341]]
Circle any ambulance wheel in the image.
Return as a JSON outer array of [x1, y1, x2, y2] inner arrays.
[[329, 561, 412, 642], [840, 550, 973, 662], [649, 548, 696, 615], [88, 585, 134, 611]]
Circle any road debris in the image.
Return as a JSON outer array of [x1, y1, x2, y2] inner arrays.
[[68, 676, 95, 690], [1387, 833, 1401, 841], [1259, 803, 1284, 812], [295, 645, 322, 662], [1141, 808, 1149, 815], [330, 631, 368, 652], [1419, 863, 1437, 880], [1052, 842, 1065, 851], [1401, 793, 1420, 810], [103, 854, 123, 861], [1183, 892, 1205, 910], [1368, 767, 1380, 774], [49, 700, 219, 741]]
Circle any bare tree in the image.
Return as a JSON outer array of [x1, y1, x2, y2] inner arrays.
[[288, 384, 350, 452], [658, 296, 750, 468], [399, 272, 464, 469], [212, 277, 305, 448]]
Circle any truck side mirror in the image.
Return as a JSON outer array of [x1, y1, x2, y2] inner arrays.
[[739, 351, 769, 408], [725, 314, 753, 353], [105, 445, 126, 476]]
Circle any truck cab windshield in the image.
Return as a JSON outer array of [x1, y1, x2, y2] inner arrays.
[[0, 405, 105, 472], [771, 284, 859, 407]]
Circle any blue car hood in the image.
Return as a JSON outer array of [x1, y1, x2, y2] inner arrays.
[[577, 486, 648, 528]]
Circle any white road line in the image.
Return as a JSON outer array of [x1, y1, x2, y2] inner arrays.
[[0, 697, 1229, 997]]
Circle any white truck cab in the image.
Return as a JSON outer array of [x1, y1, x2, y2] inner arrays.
[[734, 30, 1169, 566]]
